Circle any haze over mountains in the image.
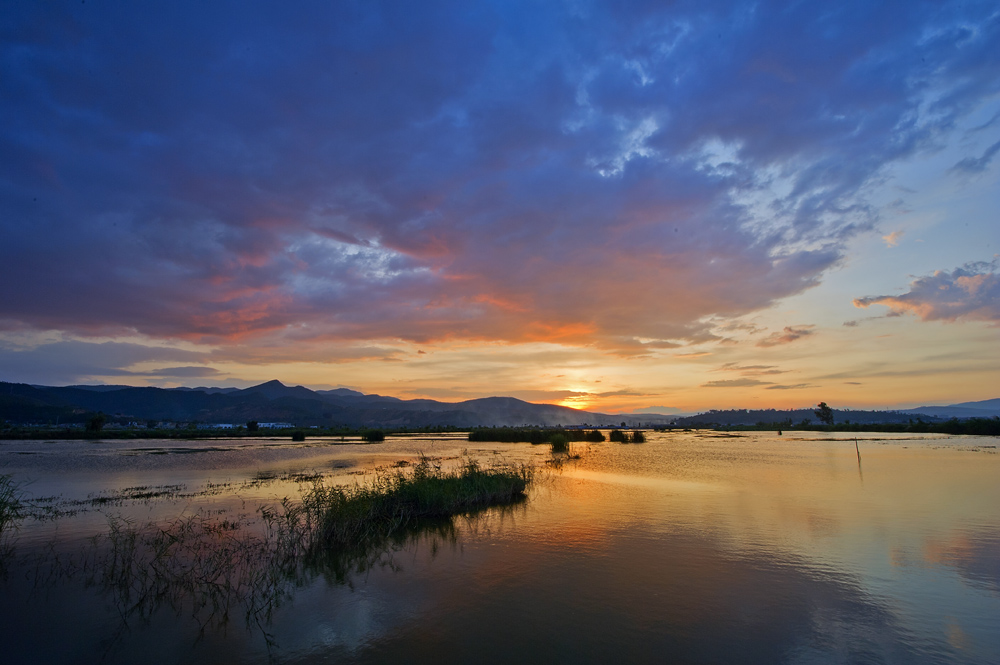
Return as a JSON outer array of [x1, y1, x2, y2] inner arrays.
[[2, 380, 997, 429]]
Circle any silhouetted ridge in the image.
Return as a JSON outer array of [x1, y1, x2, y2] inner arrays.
[[241, 380, 319, 401]]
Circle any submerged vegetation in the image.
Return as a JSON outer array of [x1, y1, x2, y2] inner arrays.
[[1, 457, 534, 640], [1, 475, 25, 574], [0, 475, 21, 532], [1, 474, 23, 537]]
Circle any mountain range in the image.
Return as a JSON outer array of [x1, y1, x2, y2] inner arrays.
[[0, 379, 666, 428], [1, 380, 997, 428]]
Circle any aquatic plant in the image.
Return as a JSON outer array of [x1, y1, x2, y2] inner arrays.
[[549, 433, 570, 453], [0, 475, 22, 534], [0, 475, 25, 575], [302, 457, 531, 550], [88, 509, 306, 641], [609, 429, 645, 443], [11, 457, 535, 648]]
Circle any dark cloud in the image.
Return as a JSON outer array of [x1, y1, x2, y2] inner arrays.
[[0, 340, 207, 384], [2, 1, 998, 352], [854, 261, 1000, 322], [140, 366, 221, 378], [765, 383, 815, 390], [756, 325, 816, 347]]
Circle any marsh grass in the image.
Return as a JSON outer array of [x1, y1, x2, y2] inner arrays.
[[84, 484, 188, 506], [8, 457, 534, 648], [548, 434, 570, 453], [302, 457, 531, 551], [0, 475, 22, 532], [86, 508, 306, 643], [1, 474, 24, 572], [609, 430, 646, 443]]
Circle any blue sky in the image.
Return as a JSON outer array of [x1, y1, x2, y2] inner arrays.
[[1, 1, 998, 411]]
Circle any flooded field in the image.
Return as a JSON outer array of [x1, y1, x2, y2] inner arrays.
[[1, 431, 998, 664]]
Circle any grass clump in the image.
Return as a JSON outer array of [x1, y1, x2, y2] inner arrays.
[[303, 458, 531, 550], [0, 475, 24, 535], [1, 475, 25, 572], [549, 433, 570, 453], [609, 429, 646, 443]]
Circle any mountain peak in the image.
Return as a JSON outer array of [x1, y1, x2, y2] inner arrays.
[[241, 379, 306, 400], [250, 379, 286, 389]]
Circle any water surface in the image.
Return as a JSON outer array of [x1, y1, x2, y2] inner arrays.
[[1, 431, 997, 664]]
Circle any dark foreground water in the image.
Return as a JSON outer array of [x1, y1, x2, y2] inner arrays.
[[1, 431, 997, 664]]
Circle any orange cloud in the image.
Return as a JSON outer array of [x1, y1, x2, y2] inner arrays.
[[882, 230, 903, 247], [855, 262, 1000, 322]]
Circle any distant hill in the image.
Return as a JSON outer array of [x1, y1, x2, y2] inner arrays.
[[3, 380, 994, 429], [1, 380, 659, 428], [168, 386, 242, 395], [314, 388, 366, 398], [63, 384, 135, 392], [671, 408, 931, 427], [899, 398, 1000, 419], [949, 398, 1000, 410], [671, 399, 1000, 427]]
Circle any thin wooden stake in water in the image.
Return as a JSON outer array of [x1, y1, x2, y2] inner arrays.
[[855, 437, 864, 483]]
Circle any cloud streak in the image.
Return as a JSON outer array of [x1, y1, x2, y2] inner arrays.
[[756, 326, 816, 348], [702, 378, 773, 388], [951, 140, 1000, 174]]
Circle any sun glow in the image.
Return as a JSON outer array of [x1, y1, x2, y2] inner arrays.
[[558, 391, 594, 411]]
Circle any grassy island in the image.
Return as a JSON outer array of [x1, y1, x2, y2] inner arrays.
[[303, 459, 532, 550]]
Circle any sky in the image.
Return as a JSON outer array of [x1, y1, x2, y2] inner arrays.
[[1, 0, 998, 414]]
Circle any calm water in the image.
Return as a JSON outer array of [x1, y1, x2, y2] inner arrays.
[[1, 431, 997, 664]]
